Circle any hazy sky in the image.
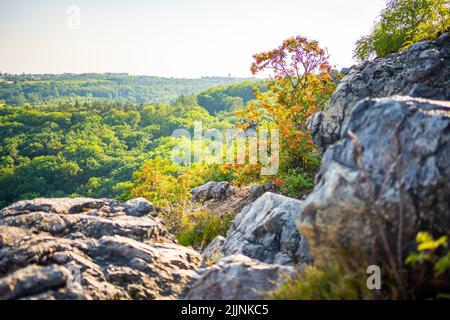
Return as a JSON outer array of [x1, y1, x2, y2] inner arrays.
[[0, 0, 387, 77]]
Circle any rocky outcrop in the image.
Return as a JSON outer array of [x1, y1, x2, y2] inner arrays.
[[222, 192, 311, 265], [191, 181, 235, 202], [0, 264, 89, 300], [187, 190, 311, 299], [185, 254, 294, 300], [297, 96, 450, 257], [0, 198, 173, 243], [0, 198, 200, 300], [310, 33, 450, 151], [0, 190, 311, 300], [191, 181, 270, 218], [122, 197, 158, 217], [0, 197, 116, 216]]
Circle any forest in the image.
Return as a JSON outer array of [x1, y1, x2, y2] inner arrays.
[[0, 73, 255, 106], [0, 78, 266, 208]]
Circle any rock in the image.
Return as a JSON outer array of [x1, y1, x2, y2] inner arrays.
[[0, 197, 201, 300], [0, 265, 86, 300], [310, 33, 450, 151], [191, 182, 234, 202], [90, 236, 201, 299], [189, 181, 272, 221], [201, 236, 225, 265], [0, 199, 174, 243], [0, 197, 115, 218], [340, 67, 353, 75], [122, 197, 157, 217], [297, 96, 450, 258], [194, 183, 271, 218], [185, 254, 295, 300], [222, 192, 312, 265]]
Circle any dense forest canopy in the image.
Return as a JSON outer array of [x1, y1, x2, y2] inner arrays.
[[0, 73, 257, 106], [197, 81, 267, 114], [0, 79, 263, 208]]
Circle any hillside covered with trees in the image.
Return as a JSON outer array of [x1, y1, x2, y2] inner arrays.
[[0, 79, 264, 208], [0, 73, 256, 106]]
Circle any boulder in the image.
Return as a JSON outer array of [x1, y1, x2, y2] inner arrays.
[[122, 197, 157, 217], [310, 33, 450, 151], [222, 192, 312, 265], [297, 96, 450, 258], [0, 198, 201, 300], [0, 265, 86, 300], [185, 254, 294, 300], [191, 181, 234, 202]]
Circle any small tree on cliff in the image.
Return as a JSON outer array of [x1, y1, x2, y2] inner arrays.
[[230, 36, 336, 185]]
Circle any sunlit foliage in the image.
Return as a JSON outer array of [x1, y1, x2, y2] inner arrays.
[[177, 211, 233, 249], [230, 36, 337, 189], [354, 0, 450, 60]]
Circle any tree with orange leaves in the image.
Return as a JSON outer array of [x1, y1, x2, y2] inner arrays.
[[238, 36, 338, 174]]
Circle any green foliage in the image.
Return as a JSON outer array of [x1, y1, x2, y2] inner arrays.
[[406, 232, 450, 276], [271, 228, 450, 300], [128, 157, 184, 207], [128, 158, 233, 233], [129, 160, 231, 206], [176, 211, 233, 249], [271, 263, 373, 300], [401, 232, 450, 299], [0, 73, 257, 106], [280, 168, 314, 198], [197, 81, 266, 115], [354, 0, 450, 60], [0, 87, 244, 208], [228, 36, 336, 193]]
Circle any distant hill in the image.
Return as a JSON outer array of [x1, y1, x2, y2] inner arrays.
[[197, 81, 267, 115], [0, 73, 258, 106]]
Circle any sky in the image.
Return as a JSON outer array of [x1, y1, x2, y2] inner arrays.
[[0, 0, 387, 78]]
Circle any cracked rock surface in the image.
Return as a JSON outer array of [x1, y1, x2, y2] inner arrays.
[[222, 192, 311, 265], [297, 97, 450, 257], [0, 198, 200, 300], [185, 254, 295, 300], [310, 33, 450, 151]]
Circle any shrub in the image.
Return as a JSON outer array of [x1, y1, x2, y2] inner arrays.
[[129, 157, 185, 208], [405, 232, 450, 299], [176, 210, 233, 249], [218, 162, 271, 186], [271, 263, 374, 300], [280, 168, 314, 198], [228, 36, 337, 190], [354, 0, 450, 61], [129, 159, 230, 208], [270, 231, 450, 300], [128, 158, 234, 233]]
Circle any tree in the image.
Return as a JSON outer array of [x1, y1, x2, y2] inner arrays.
[[354, 0, 450, 61], [237, 36, 337, 174]]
